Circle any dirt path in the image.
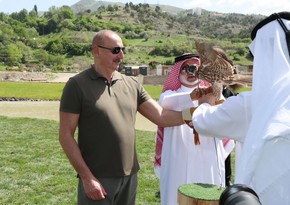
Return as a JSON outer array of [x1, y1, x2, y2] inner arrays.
[[0, 101, 157, 132], [0, 71, 77, 82]]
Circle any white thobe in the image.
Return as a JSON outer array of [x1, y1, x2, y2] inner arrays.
[[159, 85, 230, 205], [192, 91, 290, 205], [192, 17, 290, 205]]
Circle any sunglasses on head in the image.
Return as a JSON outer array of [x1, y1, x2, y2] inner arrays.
[[181, 64, 197, 73], [97, 45, 126, 54]]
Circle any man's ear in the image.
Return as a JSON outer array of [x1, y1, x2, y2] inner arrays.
[[92, 46, 99, 56]]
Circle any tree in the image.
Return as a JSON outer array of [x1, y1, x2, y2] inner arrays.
[[60, 19, 75, 30], [107, 5, 114, 12], [155, 6, 161, 13], [59, 6, 75, 20], [45, 38, 65, 54], [16, 41, 33, 63], [34, 49, 49, 65], [98, 5, 106, 12], [124, 3, 130, 13], [0, 21, 14, 44], [6, 44, 23, 65], [235, 47, 246, 56], [33, 5, 38, 15], [29, 9, 37, 18], [10, 9, 28, 22]]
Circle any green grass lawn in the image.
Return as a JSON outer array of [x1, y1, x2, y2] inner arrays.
[[0, 116, 160, 205], [0, 82, 65, 100], [0, 82, 163, 100], [0, 81, 249, 101]]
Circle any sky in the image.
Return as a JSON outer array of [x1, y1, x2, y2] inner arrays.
[[0, 0, 290, 16]]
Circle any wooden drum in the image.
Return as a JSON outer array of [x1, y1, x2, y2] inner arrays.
[[178, 183, 225, 205]]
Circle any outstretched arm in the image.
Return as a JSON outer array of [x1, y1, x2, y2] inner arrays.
[[138, 98, 184, 127]]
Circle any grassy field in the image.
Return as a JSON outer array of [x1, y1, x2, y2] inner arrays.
[[0, 82, 241, 204], [0, 82, 163, 100], [0, 116, 160, 205], [0, 82, 163, 204], [0, 82, 65, 100], [0, 81, 249, 101]]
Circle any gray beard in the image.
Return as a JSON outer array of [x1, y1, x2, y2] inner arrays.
[[179, 75, 199, 86]]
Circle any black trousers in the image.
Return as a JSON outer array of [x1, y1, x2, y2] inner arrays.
[[225, 154, 232, 186]]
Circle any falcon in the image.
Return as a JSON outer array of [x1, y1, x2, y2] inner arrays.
[[194, 39, 236, 100]]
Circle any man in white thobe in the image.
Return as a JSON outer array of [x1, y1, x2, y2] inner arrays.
[[154, 54, 234, 205], [191, 12, 290, 205]]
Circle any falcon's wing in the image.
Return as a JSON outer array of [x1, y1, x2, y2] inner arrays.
[[195, 40, 235, 84]]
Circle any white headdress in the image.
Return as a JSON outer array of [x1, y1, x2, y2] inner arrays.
[[237, 12, 290, 188]]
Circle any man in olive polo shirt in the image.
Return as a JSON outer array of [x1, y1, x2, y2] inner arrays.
[[59, 30, 188, 205]]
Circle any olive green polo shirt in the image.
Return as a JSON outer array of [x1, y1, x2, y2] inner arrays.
[[60, 67, 151, 177]]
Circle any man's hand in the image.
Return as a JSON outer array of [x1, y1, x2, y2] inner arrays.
[[190, 87, 213, 101], [82, 177, 107, 200], [198, 93, 216, 105]]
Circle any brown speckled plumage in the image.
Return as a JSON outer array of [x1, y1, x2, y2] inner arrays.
[[195, 40, 236, 99], [195, 40, 235, 84]]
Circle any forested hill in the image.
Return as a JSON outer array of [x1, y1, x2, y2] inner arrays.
[[70, 0, 265, 39], [0, 1, 265, 71]]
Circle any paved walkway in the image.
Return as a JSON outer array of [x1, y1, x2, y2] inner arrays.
[[0, 101, 157, 132]]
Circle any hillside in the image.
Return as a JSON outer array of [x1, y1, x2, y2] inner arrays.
[[0, 1, 265, 71], [71, 0, 185, 15], [70, 0, 265, 38]]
